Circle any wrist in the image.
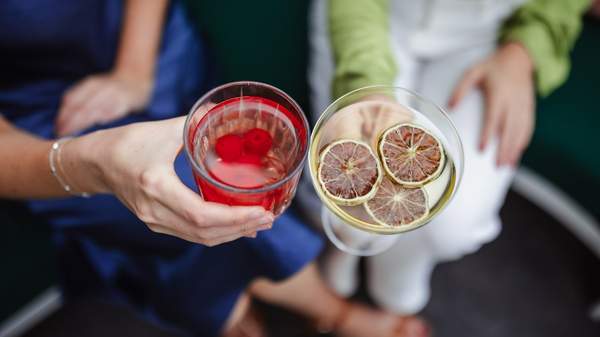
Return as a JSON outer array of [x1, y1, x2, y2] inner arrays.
[[113, 62, 154, 86], [501, 42, 534, 75], [61, 132, 111, 195]]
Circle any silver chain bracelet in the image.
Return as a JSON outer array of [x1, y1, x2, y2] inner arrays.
[[48, 137, 91, 198]]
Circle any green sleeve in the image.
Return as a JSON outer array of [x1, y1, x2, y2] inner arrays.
[[500, 0, 591, 96], [329, 0, 396, 99]]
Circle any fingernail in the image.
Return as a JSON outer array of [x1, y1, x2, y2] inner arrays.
[[249, 209, 266, 220], [480, 140, 488, 151], [245, 232, 257, 238], [261, 213, 274, 223], [257, 223, 273, 231]]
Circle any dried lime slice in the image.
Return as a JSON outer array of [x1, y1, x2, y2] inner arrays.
[[378, 123, 445, 186], [364, 177, 429, 227], [317, 140, 382, 206]]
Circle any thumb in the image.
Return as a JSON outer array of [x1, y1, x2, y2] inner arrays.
[[448, 66, 484, 109], [157, 116, 187, 148]]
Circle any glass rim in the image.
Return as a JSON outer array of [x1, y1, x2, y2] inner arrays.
[[183, 81, 310, 194], [308, 85, 465, 234]]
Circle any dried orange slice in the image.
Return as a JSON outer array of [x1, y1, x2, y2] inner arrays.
[[364, 177, 429, 227], [318, 140, 382, 206], [378, 123, 445, 186]]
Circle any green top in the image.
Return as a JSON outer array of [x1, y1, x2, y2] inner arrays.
[[330, 0, 591, 98]]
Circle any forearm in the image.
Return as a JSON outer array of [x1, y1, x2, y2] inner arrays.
[[329, 0, 397, 99], [0, 118, 107, 199], [0, 118, 68, 198], [113, 0, 169, 81]]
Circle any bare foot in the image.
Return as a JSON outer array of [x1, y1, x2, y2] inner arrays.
[[331, 303, 430, 337]]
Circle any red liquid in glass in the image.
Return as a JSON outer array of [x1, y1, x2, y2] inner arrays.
[[189, 96, 306, 215]]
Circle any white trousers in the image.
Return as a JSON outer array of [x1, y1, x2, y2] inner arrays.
[[307, 0, 515, 314]]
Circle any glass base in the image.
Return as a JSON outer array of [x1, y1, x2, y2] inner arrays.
[[321, 207, 398, 256]]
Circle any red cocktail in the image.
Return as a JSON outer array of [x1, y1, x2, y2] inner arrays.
[[184, 82, 309, 216]]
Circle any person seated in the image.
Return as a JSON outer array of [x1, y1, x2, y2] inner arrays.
[[304, 0, 589, 330], [0, 0, 430, 336]]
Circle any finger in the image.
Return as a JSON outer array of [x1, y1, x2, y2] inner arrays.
[[77, 86, 115, 118], [57, 83, 102, 134], [56, 104, 78, 134], [62, 78, 100, 111], [179, 211, 272, 241], [359, 108, 375, 139], [448, 66, 484, 108], [521, 95, 536, 146], [56, 100, 86, 135], [135, 201, 252, 244], [147, 223, 198, 243], [166, 116, 187, 135], [150, 169, 274, 230], [497, 106, 518, 166], [199, 202, 274, 228], [150, 220, 259, 247], [205, 232, 252, 246], [139, 202, 204, 240], [510, 103, 535, 165], [80, 91, 128, 126], [57, 111, 95, 136], [57, 79, 98, 122], [97, 98, 128, 124], [479, 92, 503, 151], [59, 84, 131, 135], [135, 182, 271, 248]]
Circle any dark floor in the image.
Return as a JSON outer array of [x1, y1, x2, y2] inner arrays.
[[21, 191, 600, 337]]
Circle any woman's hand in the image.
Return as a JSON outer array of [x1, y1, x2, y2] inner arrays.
[[449, 42, 536, 167], [327, 94, 413, 148], [55, 71, 153, 137], [63, 117, 275, 246]]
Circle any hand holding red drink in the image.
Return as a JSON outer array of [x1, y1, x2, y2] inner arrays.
[[60, 117, 274, 246]]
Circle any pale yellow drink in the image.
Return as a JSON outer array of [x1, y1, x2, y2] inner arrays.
[[310, 100, 457, 235]]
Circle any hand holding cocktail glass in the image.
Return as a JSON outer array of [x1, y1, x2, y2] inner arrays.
[[308, 86, 464, 256]]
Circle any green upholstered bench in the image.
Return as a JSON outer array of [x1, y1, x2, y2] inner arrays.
[[185, 0, 311, 112]]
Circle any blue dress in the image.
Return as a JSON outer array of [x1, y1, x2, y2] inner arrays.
[[0, 1, 323, 335]]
